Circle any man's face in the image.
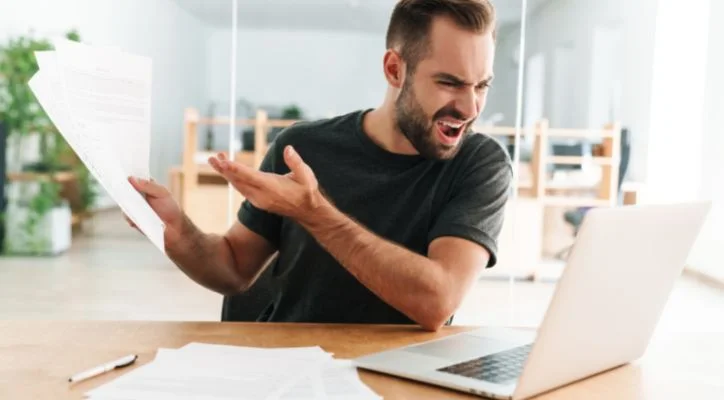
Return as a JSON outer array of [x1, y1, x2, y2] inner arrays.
[[395, 16, 495, 160]]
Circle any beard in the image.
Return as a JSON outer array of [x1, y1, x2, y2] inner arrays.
[[394, 78, 472, 160]]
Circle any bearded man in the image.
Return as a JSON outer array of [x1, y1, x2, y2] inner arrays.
[[129, 0, 512, 332]]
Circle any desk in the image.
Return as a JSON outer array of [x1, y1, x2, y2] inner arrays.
[[2, 321, 721, 399]]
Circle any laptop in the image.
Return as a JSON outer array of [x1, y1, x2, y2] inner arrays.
[[354, 202, 711, 399]]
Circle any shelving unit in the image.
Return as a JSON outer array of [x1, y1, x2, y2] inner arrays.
[[476, 119, 622, 208], [475, 119, 622, 281], [6, 171, 77, 183]]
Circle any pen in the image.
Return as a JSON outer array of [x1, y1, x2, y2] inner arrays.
[[68, 354, 138, 383]]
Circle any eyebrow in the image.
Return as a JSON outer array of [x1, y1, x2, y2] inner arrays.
[[432, 72, 494, 87]]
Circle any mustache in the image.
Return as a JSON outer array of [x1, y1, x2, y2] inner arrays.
[[432, 106, 469, 123]]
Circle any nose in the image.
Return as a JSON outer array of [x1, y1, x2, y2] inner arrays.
[[456, 88, 480, 121]]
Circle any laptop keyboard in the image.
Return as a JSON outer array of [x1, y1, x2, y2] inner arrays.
[[436, 343, 533, 384]]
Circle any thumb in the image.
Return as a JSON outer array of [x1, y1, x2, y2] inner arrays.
[[128, 176, 170, 198], [283, 146, 314, 184]]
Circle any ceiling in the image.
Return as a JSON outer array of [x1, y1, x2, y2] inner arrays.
[[172, 0, 549, 33]]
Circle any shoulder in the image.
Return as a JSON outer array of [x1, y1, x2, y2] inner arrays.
[[260, 110, 363, 173], [441, 132, 514, 192], [455, 132, 513, 173], [272, 110, 362, 148]]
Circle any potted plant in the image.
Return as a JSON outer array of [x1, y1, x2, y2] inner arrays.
[[0, 29, 96, 255]]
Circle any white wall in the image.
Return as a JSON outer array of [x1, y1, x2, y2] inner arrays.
[[204, 27, 386, 122], [688, 0, 724, 281], [643, 0, 710, 203], [0, 0, 209, 186]]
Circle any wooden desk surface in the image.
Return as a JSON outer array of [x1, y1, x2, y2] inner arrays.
[[1, 321, 722, 399]]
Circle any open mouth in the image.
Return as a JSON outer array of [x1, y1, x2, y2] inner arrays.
[[435, 120, 465, 145]]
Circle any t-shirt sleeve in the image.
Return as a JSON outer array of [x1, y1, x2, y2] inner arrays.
[[237, 141, 283, 249], [427, 156, 513, 268]]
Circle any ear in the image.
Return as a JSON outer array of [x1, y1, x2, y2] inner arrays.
[[383, 49, 405, 89]]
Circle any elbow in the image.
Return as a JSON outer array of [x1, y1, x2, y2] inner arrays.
[[419, 319, 446, 332], [217, 276, 253, 297], [417, 300, 455, 332]]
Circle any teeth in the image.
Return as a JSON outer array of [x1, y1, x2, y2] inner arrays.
[[440, 121, 463, 129]]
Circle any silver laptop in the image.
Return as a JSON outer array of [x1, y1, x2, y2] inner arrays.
[[354, 202, 711, 399]]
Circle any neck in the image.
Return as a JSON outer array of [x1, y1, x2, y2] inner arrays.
[[363, 96, 418, 156]]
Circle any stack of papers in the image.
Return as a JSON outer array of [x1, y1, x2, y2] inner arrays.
[[85, 342, 381, 400], [28, 39, 165, 253]]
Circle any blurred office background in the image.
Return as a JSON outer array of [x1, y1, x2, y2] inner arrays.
[[0, 0, 722, 330]]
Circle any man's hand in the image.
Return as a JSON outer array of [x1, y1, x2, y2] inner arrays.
[[126, 177, 185, 245], [208, 146, 324, 223]]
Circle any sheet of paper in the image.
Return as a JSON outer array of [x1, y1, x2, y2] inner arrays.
[[52, 38, 152, 179], [29, 50, 165, 253], [86, 349, 317, 400], [84, 343, 380, 400], [175, 342, 334, 361], [275, 360, 382, 400]]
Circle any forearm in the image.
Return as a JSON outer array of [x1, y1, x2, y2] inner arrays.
[[300, 200, 454, 331], [165, 215, 246, 295]]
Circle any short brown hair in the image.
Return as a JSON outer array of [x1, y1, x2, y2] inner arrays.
[[386, 0, 496, 71]]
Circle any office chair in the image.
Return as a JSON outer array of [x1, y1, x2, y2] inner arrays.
[[557, 128, 631, 259], [220, 255, 279, 322]]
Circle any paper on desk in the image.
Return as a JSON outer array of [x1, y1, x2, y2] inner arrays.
[[274, 360, 382, 400], [28, 45, 165, 253], [175, 342, 334, 361], [84, 343, 380, 400], [86, 347, 323, 400]]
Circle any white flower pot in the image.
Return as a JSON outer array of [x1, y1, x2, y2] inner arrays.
[[5, 133, 41, 173], [3, 200, 72, 256]]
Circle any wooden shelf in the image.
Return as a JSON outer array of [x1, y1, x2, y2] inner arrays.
[[473, 126, 530, 136], [193, 151, 255, 168], [6, 171, 76, 183], [548, 156, 613, 166], [542, 196, 613, 207], [546, 127, 616, 138], [474, 126, 615, 138], [198, 117, 299, 128]]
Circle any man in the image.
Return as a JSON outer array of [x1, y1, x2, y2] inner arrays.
[[129, 0, 512, 332]]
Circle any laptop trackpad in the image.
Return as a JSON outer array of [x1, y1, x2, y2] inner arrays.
[[404, 335, 515, 362]]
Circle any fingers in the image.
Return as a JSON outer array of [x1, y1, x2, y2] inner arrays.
[[283, 146, 314, 184], [208, 155, 224, 174], [124, 213, 137, 228], [208, 156, 265, 189], [128, 176, 169, 198], [237, 185, 264, 207], [124, 213, 143, 236]]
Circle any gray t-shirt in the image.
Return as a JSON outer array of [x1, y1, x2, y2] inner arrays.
[[238, 109, 512, 324]]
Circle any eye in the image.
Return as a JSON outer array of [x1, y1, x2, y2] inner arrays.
[[439, 81, 461, 88]]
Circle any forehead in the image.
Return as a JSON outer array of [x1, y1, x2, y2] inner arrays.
[[419, 16, 495, 80]]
